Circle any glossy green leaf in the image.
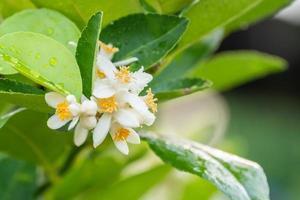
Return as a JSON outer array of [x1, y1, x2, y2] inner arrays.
[[0, 9, 80, 54], [141, 133, 270, 200], [0, 110, 72, 182], [101, 13, 189, 69], [189, 51, 287, 91], [0, 154, 37, 200], [0, 108, 26, 129], [172, 0, 291, 57], [76, 12, 102, 97], [31, 0, 143, 29], [0, 32, 82, 99], [142, 0, 194, 14], [153, 29, 223, 84], [151, 78, 211, 100], [0, 78, 50, 112], [0, 0, 34, 19]]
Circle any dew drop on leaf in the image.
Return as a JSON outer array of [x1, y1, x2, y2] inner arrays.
[[49, 57, 57, 66], [35, 53, 41, 59], [47, 28, 54, 35]]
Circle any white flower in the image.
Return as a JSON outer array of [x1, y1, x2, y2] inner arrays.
[[110, 123, 140, 155], [73, 98, 98, 146], [98, 41, 119, 60], [129, 67, 153, 94], [45, 92, 80, 130], [92, 90, 155, 148]]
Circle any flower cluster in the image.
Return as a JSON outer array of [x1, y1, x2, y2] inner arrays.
[[45, 42, 157, 155]]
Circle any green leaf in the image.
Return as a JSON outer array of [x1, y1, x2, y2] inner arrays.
[[0, 108, 26, 129], [31, 0, 143, 29], [151, 78, 211, 101], [0, 154, 37, 200], [0, 32, 82, 99], [141, 133, 270, 200], [0, 8, 80, 56], [76, 12, 102, 98], [81, 165, 171, 200], [0, 78, 50, 112], [172, 0, 291, 57], [101, 13, 189, 69], [153, 29, 223, 84], [189, 51, 287, 91], [0, 110, 72, 182], [0, 0, 34, 19], [142, 0, 194, 14]]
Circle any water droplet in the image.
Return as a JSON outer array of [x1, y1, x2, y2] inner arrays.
[[30, 70, 40, 78], [35, 53, 41, 59], [47, 28, 54, 35], [49, 57, 57, 66]]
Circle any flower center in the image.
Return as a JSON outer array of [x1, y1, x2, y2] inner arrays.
[[145, 89, 158, 113], [96, 69, 106, 79], [115, 66, 131, 84], [114, 128, 130, 141], [56, 101, 72, 120], [99, 41, 119, 54], [97, 96, 118, 113]]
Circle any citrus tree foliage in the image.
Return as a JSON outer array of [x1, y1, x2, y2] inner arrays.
[[0, 0, 291, 199]]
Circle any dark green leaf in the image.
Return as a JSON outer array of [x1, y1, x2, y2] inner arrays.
[[0, 78, 50, 112], [189, 51, 287, 91], [0, 108, 26, 129], [0, 110, 72, 182], [76, 12, 102, 98], [31, 0, 143, 29], [0, 32, 82, 99], [0, 154, 37, 200], [141, 133, 270, 200], [151, 78, 211, 100], [101, 13, 189, 69]]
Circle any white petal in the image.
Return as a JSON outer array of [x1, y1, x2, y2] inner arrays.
[[74, 123, 88, 146], [93, 113, 112, 147], [69, 103, 81, 116], [114, 108, 140, 128], [47, 115, 69, 129], [68, 116, 79, 130], [142, 111, 156, 126], [81, 100, 98, 116], [127, 128, 140, 144], [93, 79, 116, 98], [81, 116, 97, 130], [66, 95, 77, 104], [113, 57, 138, 66], [130, 67, 153, 93], [112, 139, 129, 155], [45, 92, 65, 108], [96, 54, 116, 79]]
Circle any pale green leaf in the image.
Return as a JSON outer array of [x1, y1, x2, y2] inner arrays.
[[101, 13, 189, 69], [76, 12, 102, 97], [31, 0, 143, 29], [189, 51, 287, 91], [142, 0, 194, 14], [0, 0, 34, 19], [141, 133, 270, 200], [0, 32, 82, 99]]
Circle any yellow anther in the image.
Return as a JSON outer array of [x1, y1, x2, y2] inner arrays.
[[114, 128, 130, 141], [97, 96, 118, 113], [56, 101, 72, 120], [145, 88, 158, 113], [115, 66, 131, 84], [96, 69, 106, 78], [99, 41, 119, 54]]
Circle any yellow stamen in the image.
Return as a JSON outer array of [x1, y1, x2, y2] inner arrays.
[[115, 66, 131, 84], [114, 128, 130, 141], [56, 101, 72, 120], [97, 96, 118, 113], [99, 41, 119, 54], [145, 88, 158, 113], [96, 69, 106, 78]]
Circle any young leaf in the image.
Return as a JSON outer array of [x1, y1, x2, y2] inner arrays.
[[0, 32, 82, 99], [0, 154, 37, 200], [101, 13, 189, 69], [141, 133, 270, 200], [30, 0, 143, 29], [189, 51, 287, 91], [0, 78, 50, 112], [171, 0, 292, 57], [151, 78, 211, 101], [0, 0, 34, 19], [0, 9, 80, 55], [0, 110, 72, 181], [76, 12, 102, 98]]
